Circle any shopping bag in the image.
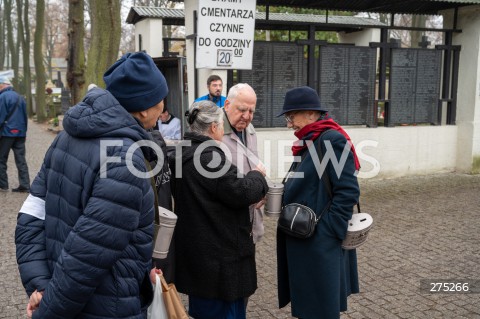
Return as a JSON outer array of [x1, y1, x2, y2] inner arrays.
[[159, 274, 189, 319], [147, 275, 168, 319]]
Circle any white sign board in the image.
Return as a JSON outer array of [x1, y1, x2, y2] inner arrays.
[[196, 0, 256, 70]]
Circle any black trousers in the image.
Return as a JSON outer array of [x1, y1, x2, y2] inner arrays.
[[0, 136, 30, 189]]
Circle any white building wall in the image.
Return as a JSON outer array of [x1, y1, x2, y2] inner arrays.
[[255, 126, 458, 182], [338, 28, 380, 46], [444, 5, 480, 172], [135, 19, 164, 57]]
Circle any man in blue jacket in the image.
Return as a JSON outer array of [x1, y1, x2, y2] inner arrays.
[[0, 76, 30, 192], [194, 74, 226, 107], [15, 52, 168, 319]]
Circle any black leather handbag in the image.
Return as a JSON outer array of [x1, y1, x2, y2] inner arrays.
[[278, 130, 332, 239], [277, 203, 318, 238]]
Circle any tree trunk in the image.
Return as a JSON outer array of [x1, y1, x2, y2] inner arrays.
[[14, 1, 21, 86], [15, 0, 24, 95], [0, 0, 6, 71], [85, 0, 121, 89], [45, 27, 53, 80], [5, 0, 19, 88], [44, 0, 55, 81], [34, 0, 46, 122], [15, 0, 25, 95], [67, 0, 85, 105], [17, 0, 33, 116]]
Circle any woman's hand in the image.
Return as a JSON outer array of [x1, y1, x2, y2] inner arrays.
[[27, 290, 44, 318], [255, 196, 266, 209], [150, 268, 163, 284]]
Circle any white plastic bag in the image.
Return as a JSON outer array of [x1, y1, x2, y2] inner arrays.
[[147, 274, 168, 319]]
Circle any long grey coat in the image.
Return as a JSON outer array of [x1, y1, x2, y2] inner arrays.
[[222, 111, 265, 243], [277, 130, 360, 319]]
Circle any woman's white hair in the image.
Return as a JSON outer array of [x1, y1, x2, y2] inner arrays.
[[187, 100, 223, 135]]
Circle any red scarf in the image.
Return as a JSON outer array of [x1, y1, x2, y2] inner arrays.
[[292, 118, 361, 171]]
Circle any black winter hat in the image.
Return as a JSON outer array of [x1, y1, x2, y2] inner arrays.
[[277, 86, 327, 117]]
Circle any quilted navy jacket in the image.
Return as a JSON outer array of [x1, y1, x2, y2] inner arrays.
[[15, 88, 156, 318], [0, 86, 28, 137]]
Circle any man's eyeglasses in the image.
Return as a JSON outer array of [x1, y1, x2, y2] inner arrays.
[[284, 113, 296, 123]]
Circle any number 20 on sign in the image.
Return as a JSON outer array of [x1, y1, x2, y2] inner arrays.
[[217, 49, 233, 67]]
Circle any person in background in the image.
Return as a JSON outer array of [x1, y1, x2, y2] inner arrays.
[[194, 74, 226, 107], [276, 86, 361, 319], [156, 105, 181, 140], [15, 52, 168, 318], [223, 83, 265, 244], [171, 100, 268, 319], [0, 76, 30, 193]]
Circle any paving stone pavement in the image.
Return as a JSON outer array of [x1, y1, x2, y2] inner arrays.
[[1, 120, 479, 318]]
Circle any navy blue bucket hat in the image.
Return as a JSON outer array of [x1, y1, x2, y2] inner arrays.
[[104, 52, 168, 112], [277, 86, 327, 117]]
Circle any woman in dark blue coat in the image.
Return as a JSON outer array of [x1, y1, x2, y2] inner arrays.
[[276, 86, 361, 319]]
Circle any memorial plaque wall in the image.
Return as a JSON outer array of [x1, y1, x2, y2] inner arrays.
[[318, 45, 377, 126], [237, 41, 307, 127], [390, 49, 442, 124]]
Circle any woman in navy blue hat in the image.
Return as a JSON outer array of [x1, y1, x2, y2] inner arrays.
[[276, 86, 361, 318]]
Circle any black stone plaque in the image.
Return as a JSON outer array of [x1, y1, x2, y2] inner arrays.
[[60, 88, 71, 114], [318, 45, 377, 126], [237, 41, 307, 128], [390, 49, 441, 124]]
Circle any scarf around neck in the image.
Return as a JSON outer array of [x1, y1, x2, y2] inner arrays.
[[292, 117, 361, 171]]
